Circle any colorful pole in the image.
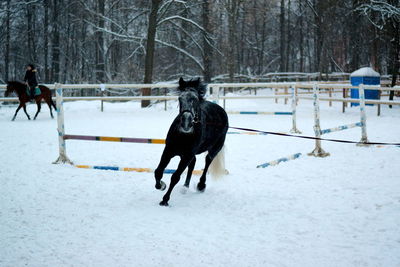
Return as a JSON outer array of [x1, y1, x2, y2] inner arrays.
[[74, 164, 203, 176], [320, 122, 362, 135], [257, 153, 302, 168]]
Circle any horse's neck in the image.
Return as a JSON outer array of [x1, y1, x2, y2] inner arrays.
[[16, 85, 26, 96]]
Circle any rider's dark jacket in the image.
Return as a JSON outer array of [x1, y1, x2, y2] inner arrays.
[[24, 69, 38, 87]]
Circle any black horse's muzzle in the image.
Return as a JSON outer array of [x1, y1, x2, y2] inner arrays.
[[179, 110, 199, 134]]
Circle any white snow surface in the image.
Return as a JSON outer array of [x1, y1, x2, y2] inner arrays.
[[1, 90, 400, 267], [350, 67, 380, 77]]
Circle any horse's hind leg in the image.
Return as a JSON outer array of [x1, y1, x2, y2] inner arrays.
[[197, 155, 213, 192], [160, 156, 192, 206], [22, 104, 30, 120], [12, 104, 23, 121], [33, 101, 41, 120], [45, 98, 54, 118], [197, 138, 226, 192]]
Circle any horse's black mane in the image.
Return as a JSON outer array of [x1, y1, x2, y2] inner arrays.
[[177, 77, 207, 100], [7, 81, 25, 88], [6, 81, 26, 93]]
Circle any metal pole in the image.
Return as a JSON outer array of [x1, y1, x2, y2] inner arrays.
[[357, 84, 370, 146], [290, 84, 301, 133], [308, 83, 330, 157], [53, 83, 73, 164]]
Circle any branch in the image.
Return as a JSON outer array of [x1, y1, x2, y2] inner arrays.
[[157, 15, 206, 33], [155, 39, 204, 71]]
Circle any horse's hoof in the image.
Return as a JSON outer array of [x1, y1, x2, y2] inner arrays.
[[155, 181, 166, 191], [159, 200, 169, 206], [180, 185, 189, 194], [197, 183, 206, 192]]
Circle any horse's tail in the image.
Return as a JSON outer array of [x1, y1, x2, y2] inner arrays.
[[209, 146, 226, 180]]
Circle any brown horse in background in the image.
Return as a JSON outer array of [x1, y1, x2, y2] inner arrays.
[[4, 81, 57, 121]]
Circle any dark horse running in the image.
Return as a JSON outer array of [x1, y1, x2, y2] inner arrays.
[[4, 81, 56, 121], [154, 77, 229, 206]]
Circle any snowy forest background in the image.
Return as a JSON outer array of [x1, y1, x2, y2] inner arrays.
[[0, 0, 399, 84]]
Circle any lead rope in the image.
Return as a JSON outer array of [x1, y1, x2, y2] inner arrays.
[[228, 126, 400, 147]]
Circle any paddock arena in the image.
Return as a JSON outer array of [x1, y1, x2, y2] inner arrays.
[[1, 89, 399, 266]]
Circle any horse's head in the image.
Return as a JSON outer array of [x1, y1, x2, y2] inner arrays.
[[5, 81, 24, 97], [177, 77, 206, 134], [4, 81, 14, 97]]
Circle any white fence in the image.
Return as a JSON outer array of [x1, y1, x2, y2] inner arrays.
[[1, 82, 396, 162]]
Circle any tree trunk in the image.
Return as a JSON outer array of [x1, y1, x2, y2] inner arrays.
[[285, 0, 291, 72], [4, 0, 11, 82], [96, 0, 105, 83], [298, 0, 304, 72], [43, 0, 49, 82], [226, 0, 241, 82], [202, 0, 213, 83], [279, 0, 285, 72], [51, 0, 60, 82], [142, 0, 162, 107], [388, 16, 399, 107]]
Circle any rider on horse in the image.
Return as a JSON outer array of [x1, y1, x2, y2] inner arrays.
[[24, 64, 38, 101]]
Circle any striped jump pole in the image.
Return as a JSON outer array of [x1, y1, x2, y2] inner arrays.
[[257, 153, 302, 168], [320, 122, 362, 135], [227, 131, 268, 136], [227, 111, 293, 115], [308, 84, 330, 157], [74, 164, 203, 176], [64, 134, 165, 144]]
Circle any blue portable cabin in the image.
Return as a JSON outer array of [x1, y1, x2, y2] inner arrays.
[[350, 67, 380, 106]]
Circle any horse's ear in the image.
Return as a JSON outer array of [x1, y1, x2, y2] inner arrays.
[[179, 77, 185, 89], [193, 77, 200, 87]]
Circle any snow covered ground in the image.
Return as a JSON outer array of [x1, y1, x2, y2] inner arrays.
[[1, 90, 399, 267]]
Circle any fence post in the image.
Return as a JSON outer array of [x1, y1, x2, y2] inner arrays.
[[213, 85, 220, 105], [53, 83, 73, 164], [164, 87, 167, 111], [290, 84, 301, 133], [357, 83, 370, 146], [223, 87, 226, 109], [308, 83, 330, 157], [100, 84, 105, 112]]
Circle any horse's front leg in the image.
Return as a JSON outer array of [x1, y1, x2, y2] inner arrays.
[[12, 104, 23, 121], [33, 101, 41, 120], [154, 147, 173, 190], [22, 104, 30, 120], [183, 156, 196, 188], [160, 155, 192, 206]]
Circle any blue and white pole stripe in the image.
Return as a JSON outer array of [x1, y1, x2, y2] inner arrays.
[[257, 153, 302, 168], [320, 122, 362, 135]]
